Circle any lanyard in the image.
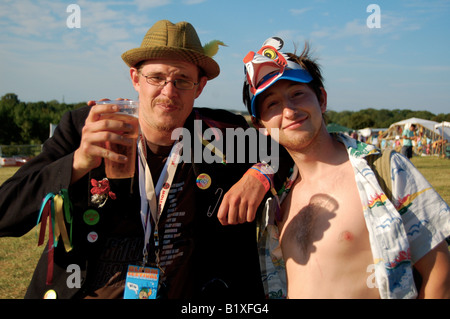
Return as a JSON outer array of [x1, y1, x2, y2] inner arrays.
[[194, 116, 226, 164], [137, 136, 183, 267]]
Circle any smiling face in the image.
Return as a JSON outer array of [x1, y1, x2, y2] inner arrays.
[[130, 59, 207, 144], [254, 80, 327, 152]]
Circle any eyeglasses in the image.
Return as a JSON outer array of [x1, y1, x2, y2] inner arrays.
[[141, 74, 199, 90]]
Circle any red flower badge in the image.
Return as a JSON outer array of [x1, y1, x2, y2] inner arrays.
[[90, 178, 116, 207]]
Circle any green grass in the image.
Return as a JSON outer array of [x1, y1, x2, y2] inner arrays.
[[0, 230, 42, 299], [0, 167, 42, 298], [0, 167, 20, 186], [1, 157, 449, 299], [411, 156, 450, 203], [0, 167, 43, 299]]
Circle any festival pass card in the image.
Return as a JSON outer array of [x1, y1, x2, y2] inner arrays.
[[124, 265, 159, 299]]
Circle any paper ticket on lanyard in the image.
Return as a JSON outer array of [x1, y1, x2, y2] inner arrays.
[[124, 265, 159, 299]]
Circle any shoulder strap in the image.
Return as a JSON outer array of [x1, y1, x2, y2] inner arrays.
[[366, 149, 394, 202]]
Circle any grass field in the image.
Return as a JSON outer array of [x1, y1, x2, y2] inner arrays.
[[0, 156, 449, 299]]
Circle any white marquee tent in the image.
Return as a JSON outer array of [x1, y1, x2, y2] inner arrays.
[[434, 121, 450, 141], [382, 117, 447, 141], [380, 118, 449, 156]]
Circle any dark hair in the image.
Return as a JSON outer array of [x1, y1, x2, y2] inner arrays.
[[243, 42, 325, 120]]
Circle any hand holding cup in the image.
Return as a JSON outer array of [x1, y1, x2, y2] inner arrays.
[[72, 99, 139, 183], [96, 100, 139, 179]]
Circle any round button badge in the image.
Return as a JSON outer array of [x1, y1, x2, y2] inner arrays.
[[196, 173, 212, 190], [43, 289, 57, 299], [87, 231, 98, 243], [83, 209, 100, 226]]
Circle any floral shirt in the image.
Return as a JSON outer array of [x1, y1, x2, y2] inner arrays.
[[258, 133, 450, 299]]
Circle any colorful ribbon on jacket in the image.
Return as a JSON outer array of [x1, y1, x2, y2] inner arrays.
[[36, 190, 73, 285]]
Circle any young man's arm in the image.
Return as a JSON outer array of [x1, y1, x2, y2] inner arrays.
[[414, 240, 450, 298], [217, 171, 267, 225]]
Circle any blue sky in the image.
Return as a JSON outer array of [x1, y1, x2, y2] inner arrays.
[[1, 0, 449, 114]]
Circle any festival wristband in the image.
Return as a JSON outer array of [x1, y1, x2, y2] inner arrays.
[[252, 162, 276, 177], [245, 164, 274, 192]]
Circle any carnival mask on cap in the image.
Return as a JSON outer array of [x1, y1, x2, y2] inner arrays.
[[243, 37, 313, 118]]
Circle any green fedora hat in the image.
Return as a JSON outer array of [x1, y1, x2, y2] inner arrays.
[[122, 20, 221, 80]]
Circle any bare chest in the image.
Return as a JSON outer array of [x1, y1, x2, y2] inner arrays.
[[279, 172, 368, 263]]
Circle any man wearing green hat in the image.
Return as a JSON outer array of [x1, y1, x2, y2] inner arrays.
[[0, 20, 280, 299]]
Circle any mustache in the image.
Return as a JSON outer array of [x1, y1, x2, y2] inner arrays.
[[153, 98, 178, 106]]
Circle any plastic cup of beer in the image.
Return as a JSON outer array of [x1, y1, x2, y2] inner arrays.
[[96, 100, 139, 179]]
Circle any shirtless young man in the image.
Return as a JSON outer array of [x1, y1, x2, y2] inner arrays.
[[242, 37, 450, 299]]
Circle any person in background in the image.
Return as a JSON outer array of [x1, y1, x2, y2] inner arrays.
[[401, 124, 416, 159]]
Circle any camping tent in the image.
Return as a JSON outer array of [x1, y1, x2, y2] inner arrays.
[[434, 121, 450, 141], [326, 123, 352, 133], [357, 128, 386, 138], [380, 117, 447, 155], [381, 117, 443, 140]]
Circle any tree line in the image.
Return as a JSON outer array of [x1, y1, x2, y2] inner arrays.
[[0, 93, 85, 145], [326, 108, 450, 131], [1, 93, 449, 145]]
